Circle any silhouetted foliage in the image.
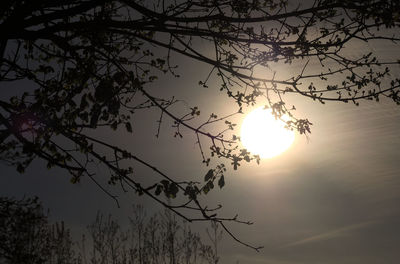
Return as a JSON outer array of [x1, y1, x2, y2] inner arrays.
[[1, 0, 400, 249], [0, 196, 79, 264]]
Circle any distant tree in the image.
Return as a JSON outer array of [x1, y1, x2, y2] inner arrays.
[[1, 0, 400, 249], [201, 221, 223, 264], [0, 196, 79, 264], [83, 204, 220, 264]]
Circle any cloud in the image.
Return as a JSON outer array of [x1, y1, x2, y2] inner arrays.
[[279, 220, 377, 249]]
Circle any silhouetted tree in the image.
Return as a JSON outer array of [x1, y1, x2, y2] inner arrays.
[[1, 0, 400, 249], [83, 205, 220, 264], [0, 196, 80, 264], [201, 221, 223, 264], [0, 196, 222, 264]]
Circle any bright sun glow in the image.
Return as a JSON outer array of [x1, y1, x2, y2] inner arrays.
[[240, 107, 295, 159]]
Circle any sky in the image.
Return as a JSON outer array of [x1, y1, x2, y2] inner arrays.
[[2, 5, 400, 264], [2, 61, 400, 264]]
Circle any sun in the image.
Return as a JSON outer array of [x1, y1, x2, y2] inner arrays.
[[240, 107, 295, 159]]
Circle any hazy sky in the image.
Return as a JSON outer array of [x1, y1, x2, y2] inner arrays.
[[2, 13, 400, 264]]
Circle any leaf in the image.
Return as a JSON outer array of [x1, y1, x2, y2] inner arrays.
[[125, 122, 132, 133], [185, 186, 197, 200], [232, 159, 240, 170], [204, 169, 214, 181], [161, 180, 169, 188], [110, 121, 118, 130], [168, 183, 179, 198], [155, 185, 163, 196], [90, 105, 101, 128], [80, 94, 88, 109], [70, 176, 80, 184], [113, 71, 125, 85], [203, 185, 210, 194], [16, 164, 25, 173], [95, 79, 114, 102], [218, 175, 225, 189]]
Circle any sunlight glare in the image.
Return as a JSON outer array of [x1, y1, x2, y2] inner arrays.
[[240, 107, 295, 159]]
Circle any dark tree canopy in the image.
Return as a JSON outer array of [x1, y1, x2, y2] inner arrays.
[[0, 196, 78, 264], [0, 196, 47, 263], [1, 0, 400, 250]]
